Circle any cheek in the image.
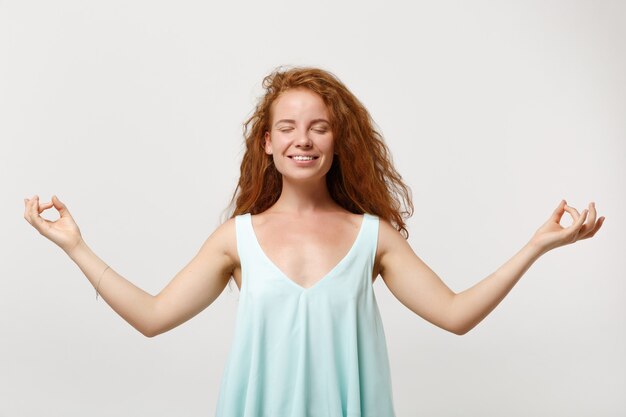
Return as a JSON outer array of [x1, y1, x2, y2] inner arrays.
[[325, 138, 335, 154]]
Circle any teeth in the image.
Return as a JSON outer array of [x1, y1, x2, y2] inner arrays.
[[292, 156, 314, 161]]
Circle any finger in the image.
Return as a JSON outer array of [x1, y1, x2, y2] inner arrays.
[[23, 198, 33, 224], [52, 195, 71, 218], [582, 215, 605, 239], [579, 202, 597, 238], [559, 206, 585, 241], [550, 199, 567, 223], [28, 196, 45, 231], [571, 209, 589, 237], [563, 204, 580, 224], [38, 201, 54, 213], [28, 195, 39, 219]]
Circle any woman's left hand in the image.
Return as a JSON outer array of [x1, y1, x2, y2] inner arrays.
[[529, 200, 605, 254]]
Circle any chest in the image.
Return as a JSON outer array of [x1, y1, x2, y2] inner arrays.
[[232, 213, 382, 290], [258, 224, 360, 288]]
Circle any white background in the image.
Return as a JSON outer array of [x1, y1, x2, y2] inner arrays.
[[1, 1, 624, 416]]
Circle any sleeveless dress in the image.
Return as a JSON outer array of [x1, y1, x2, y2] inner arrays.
[[215, 212, 396, 417]]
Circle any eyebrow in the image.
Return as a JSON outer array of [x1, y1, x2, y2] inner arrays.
[[274, 118, 330, 127]]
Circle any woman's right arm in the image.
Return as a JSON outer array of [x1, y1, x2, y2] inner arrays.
[[25, 195, 237, 338], [67, 222, 235, 337]]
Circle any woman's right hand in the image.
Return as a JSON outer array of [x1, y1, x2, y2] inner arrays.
[[24, 195, 84, 255]]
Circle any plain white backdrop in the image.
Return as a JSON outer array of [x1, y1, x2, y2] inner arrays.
[[2, 1, 624, 416]]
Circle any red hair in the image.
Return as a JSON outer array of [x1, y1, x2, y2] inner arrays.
[[223, 65, 414, 238]]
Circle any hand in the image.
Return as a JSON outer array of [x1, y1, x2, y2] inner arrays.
[[23, 195, 83, 254], [529, 200, 605, 254]]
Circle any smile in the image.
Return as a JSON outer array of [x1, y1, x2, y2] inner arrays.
[[288, 155, 319, 161]]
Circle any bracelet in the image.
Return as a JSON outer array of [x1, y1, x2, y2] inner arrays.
[[95, 265, 110, 301]]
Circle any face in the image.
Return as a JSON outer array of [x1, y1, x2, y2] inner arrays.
[[264, 88, 334, 181]]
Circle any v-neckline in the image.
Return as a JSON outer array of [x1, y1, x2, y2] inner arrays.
[[247, 213, 368, 292]]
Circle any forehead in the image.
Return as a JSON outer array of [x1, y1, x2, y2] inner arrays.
[[271, 88, 328, 119]]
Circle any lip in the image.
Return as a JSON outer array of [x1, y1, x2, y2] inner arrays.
[[288, 155, 319, 165], [288, 155, 319, 159]]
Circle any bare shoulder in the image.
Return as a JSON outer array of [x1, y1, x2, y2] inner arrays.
[[185, 215, 238, 284], [376, 216, 409, 276], [208, 216, 239, 273]]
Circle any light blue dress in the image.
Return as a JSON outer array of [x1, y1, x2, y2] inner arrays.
[[215, 212, 396, 417]]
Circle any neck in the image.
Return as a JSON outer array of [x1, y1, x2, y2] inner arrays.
[[269, 176, 339, 215]]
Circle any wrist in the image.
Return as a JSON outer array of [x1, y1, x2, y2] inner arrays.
[[525, 238, 548, 259], [65, 238, 87, 260]]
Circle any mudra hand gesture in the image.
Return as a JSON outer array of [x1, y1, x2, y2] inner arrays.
[[23, 195, 83, 255], [530, 200, 605, 255]]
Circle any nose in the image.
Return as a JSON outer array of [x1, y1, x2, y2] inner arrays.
[[295, 129, 313, 147]]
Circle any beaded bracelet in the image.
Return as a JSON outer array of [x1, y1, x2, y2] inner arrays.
[[95, 265, 110, 301]]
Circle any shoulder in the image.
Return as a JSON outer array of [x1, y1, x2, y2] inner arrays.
[[375, 216, 409, 276], [375, 215, 406, 249], [204, 215, 240, 271]]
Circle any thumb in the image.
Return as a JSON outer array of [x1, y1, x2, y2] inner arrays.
[[52, 195, 71, 216], [550, 199, 567, 222]]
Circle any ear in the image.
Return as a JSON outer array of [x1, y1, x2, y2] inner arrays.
[[264, 131, 272, 154]]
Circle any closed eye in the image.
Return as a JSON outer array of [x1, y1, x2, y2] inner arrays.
[[279, 128, 328, 134]]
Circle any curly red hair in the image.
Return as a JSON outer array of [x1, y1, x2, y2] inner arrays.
[[222, 65, 414, 238]]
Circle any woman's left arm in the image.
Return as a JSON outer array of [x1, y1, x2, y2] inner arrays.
[[379, 200, 605, 335]]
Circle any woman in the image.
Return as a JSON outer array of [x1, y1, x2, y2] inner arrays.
[[23, 66, 605, 416]]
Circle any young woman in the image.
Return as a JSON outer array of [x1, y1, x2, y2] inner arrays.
[[23, 66, 605, 416]]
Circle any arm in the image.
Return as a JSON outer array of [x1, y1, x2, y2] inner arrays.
[[67, 240, 157, 336], [378, 200, 604, 335], [25, 195, 236, 338], [66, 219, 236, 338], [448, 242, 541, 334]]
